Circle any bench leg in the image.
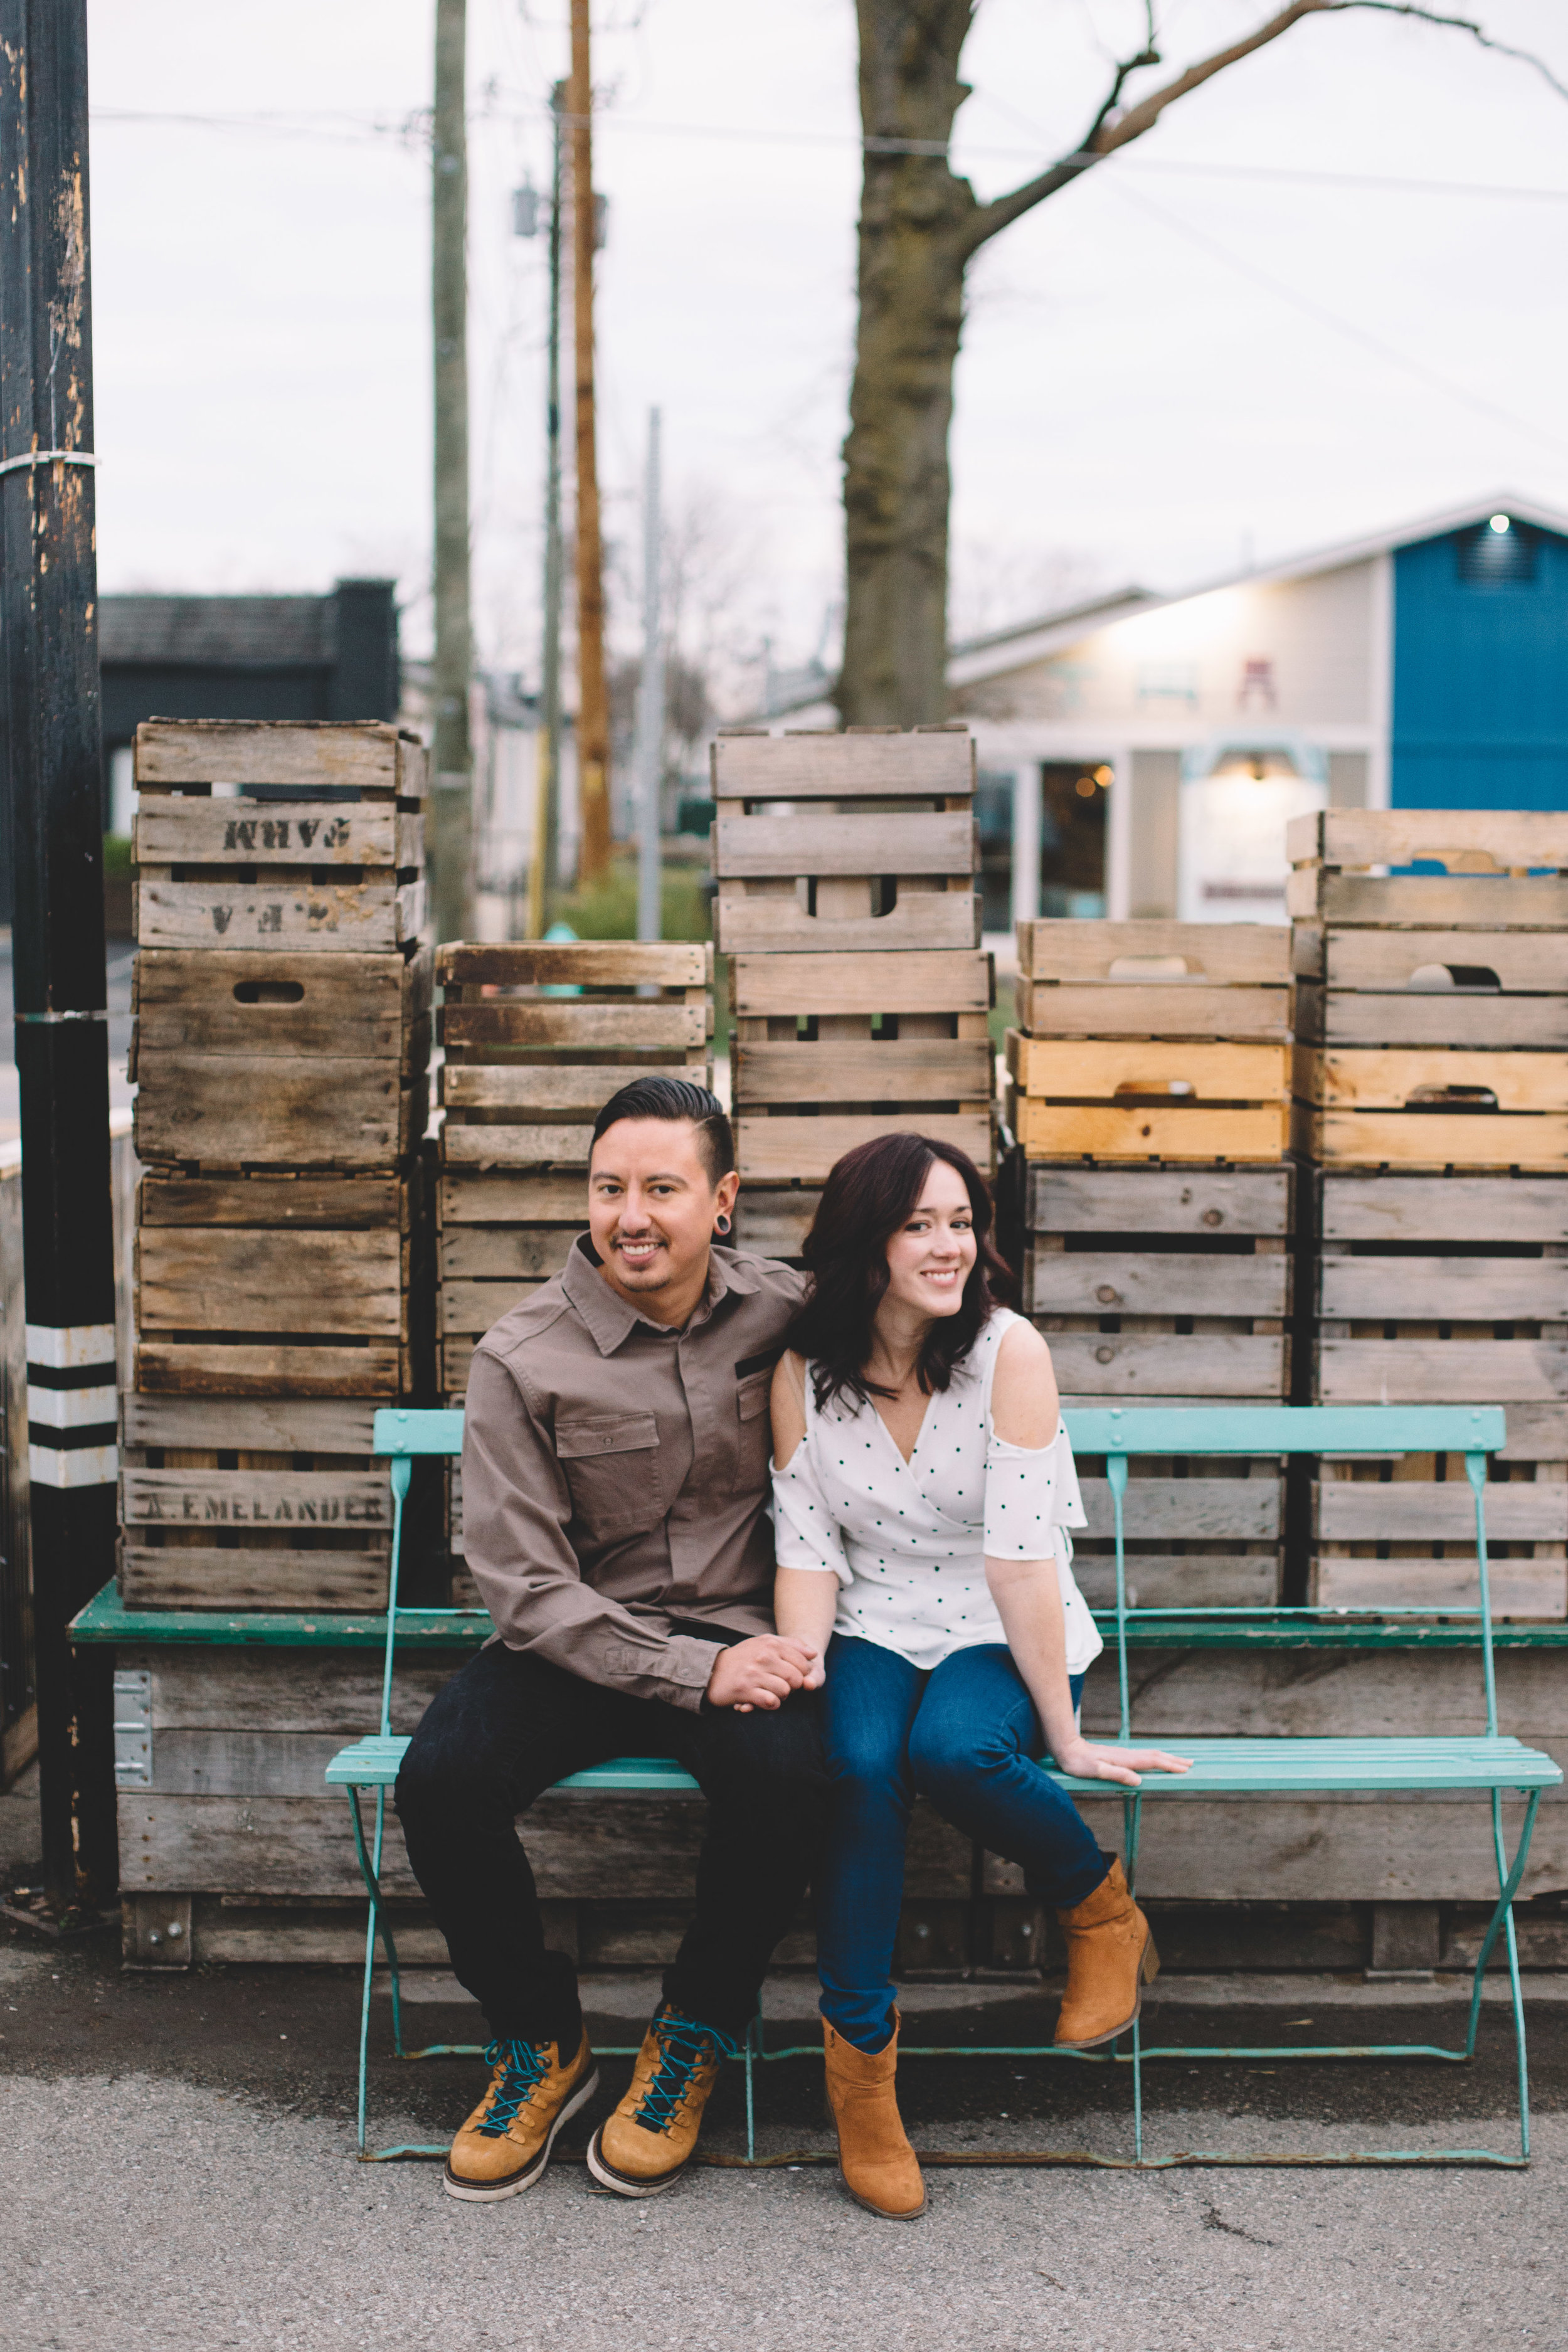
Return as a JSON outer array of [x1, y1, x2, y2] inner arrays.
[[1123, 1794, 1145, 2160], [1461, 1786, 1542, 2160], [744, 2014, 761, 2163], [345, 1788, 383, 2158]]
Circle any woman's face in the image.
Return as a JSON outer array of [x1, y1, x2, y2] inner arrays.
[[883, 1159, 977, 1323]]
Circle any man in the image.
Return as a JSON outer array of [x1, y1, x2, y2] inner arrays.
[[396, 1076, 826, 2202]]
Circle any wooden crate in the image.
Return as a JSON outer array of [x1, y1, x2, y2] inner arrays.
[[1014, 919, 1292, 1042], [1293, 924, 1568, 1050], [1007, 1033, 1291, 1164], [710, 725, 979, 956], [731, 947, 993, 1184], [1292, 1046, 1568, 1170], [132, 1171, 426, 1399], [1286, 808, 1568, 928], [1022, 1160, 1291, 1605], [435, 943, 713, 1396], [117, 1396, 392, 1612], [1310, 1171, 1568, 1618], [131, 719, 427, 953], [131, 947, 432, 1172]]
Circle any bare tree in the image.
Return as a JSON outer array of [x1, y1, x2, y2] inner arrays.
[[840, 1, 1568, 725]]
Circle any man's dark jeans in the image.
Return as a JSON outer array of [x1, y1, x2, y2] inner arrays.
[[395, 1629, 828, 2048]]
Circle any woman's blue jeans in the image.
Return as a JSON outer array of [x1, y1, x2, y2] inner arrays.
[[817, 1634, 1110, 2052]]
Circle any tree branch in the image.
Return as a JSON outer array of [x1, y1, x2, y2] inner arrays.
[[957, 0, 1568, 260]]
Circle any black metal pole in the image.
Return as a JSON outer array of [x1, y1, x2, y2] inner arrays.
[[0, 0, 119, 1917]]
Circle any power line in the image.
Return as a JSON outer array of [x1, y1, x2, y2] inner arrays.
[[86, 105, 1568, 201], [1111, 176, 1568, 458]]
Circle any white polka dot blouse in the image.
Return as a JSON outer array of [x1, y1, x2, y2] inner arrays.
[[771, 1307, 1103, 1675]]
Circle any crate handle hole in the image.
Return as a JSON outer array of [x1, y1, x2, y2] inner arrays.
[[233, 980, 306, 1004], [1109, 955, 1192, 980], [1407, 963, 1500, 993]]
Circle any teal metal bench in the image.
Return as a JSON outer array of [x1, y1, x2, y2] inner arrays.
[[328, 1402, 1561, 2170]]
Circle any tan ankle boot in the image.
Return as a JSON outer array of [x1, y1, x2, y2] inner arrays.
[[823, 2013, 924, 2220], [1054, 1859, 1158, 2048]]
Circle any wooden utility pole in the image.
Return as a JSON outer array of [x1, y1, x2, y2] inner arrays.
[[0, 0, 119, 1917], [570, 0, 610, 882], [527, 83, 567, 940], [431, 0, 474, 941]]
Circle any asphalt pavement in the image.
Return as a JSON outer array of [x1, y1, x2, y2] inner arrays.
[[2, 1894, 1566, 2352]]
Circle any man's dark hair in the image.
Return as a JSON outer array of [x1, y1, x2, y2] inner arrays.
[[783, 1131, 1013, 1413], [590, 1076, 735, 1187]]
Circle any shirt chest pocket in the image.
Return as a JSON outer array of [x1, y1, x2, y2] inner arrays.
[[554, 1414, 664, 1543], [732, 1369, 773, 1497]]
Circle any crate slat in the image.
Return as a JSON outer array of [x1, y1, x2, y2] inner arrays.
[[714, 892, 981, 956], [135, 877, 426, 952], [133, 802, 421, 868], [134, 719, 425, 795], [1016, 919, 1290, 986], [730, 950, 990, 1018], [735, 1111, 993, 1185], [712, 729, 973, 800], [734, 1038, 992, 1107]]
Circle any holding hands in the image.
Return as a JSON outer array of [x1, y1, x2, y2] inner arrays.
[[706, 1633, 825, 1713]]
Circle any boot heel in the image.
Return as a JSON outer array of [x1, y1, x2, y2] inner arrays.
[[1141, 1934, 1160, 1987]]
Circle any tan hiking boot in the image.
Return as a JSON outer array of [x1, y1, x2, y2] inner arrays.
[[824, 2013, 924, 2220], [443, 2029, 598, 2201], [1054, 1858, 1158, 2048], [585, 2005, 736, 2197]]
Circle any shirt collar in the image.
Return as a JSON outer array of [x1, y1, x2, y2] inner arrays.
[[563, 1232, 753, 1355]]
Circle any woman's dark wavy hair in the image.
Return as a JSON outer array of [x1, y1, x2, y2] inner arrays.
[[783, 1132, 1014, 1414]]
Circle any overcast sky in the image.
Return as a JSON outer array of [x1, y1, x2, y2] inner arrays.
[[85, 0, 1568, 690]]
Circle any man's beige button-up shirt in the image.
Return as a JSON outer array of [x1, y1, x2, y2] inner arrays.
[[461, 1236, 807, 1711]]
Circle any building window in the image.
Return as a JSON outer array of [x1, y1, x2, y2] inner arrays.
[[1456, 516, 1538, 586], [1238, 656, 1276, 709]]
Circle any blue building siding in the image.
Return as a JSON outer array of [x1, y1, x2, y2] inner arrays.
[[1391, 523, 1568, 809]]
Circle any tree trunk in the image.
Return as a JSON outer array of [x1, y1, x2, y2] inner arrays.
[[839, 3, 978, 728]]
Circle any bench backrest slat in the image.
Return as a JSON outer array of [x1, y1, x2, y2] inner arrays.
[[364, 1404, 1507, 1745]]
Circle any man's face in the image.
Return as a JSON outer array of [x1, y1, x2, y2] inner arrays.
[[587, 1117, 738, 1316]]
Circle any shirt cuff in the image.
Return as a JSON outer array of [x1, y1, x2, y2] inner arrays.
[[658, 1633, 725, 1712]]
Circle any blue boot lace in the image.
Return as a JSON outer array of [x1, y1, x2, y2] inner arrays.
[[477, 2037, 551, 2137], [633, 2010, 738, 2137]]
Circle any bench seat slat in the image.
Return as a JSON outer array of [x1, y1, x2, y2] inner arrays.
[[326, 1733, 1560, 1797], [324, 1735, 702, 1795], [1045, 1736, 1560, 1795]]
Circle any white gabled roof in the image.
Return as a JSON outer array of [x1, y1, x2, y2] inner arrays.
[[948, 490, 1568, 689]]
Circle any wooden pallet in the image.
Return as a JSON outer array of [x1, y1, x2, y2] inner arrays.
[[1286, 808, 1568, 928], [131, 947, 432, 1172], [1022, 1159, 1291, 1401], [1007, 1034, 1291, 1164], [1293, 1046, 1568, 1169], [1015, 919, 1291, 1042], [710, 725, 978, 955], [132, 1171, 426, 1399], [731, 947, 993, 1184], [1293, 924, 1568, 1049], [434, 943, 712, 1394], [117, 1396, 393, 1611]]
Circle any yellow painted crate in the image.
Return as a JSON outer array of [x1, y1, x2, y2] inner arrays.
[[1006, 1033, 1291, 1164], [1291, 1045, 1568, 1170]]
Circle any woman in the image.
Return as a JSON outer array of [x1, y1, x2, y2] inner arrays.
[[770, 1133, 1189, 2220]]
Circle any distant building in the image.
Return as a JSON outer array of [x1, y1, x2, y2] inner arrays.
[[98, 576, 401, 835], [950, 492, 1568, 926], [771, 492, 1568, 933]]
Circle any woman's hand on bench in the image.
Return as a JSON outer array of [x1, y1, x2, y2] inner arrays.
[[1050, 1739, 1194, 1789]]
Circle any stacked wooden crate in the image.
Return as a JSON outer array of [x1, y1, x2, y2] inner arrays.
[[1007, 920, 1295, 1608], [435, 940, 712, 1601], [1291, 808, 1568, 1618], [123, 719, 432, 1615], [712, 726, 991, 1259]]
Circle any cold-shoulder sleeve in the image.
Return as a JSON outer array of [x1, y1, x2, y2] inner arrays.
[[982, 1421, 1088, 1562], [771, 1433, 853, 1584]]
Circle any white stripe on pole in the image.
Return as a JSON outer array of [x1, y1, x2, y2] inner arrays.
[[635, 406, 665, 945]]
